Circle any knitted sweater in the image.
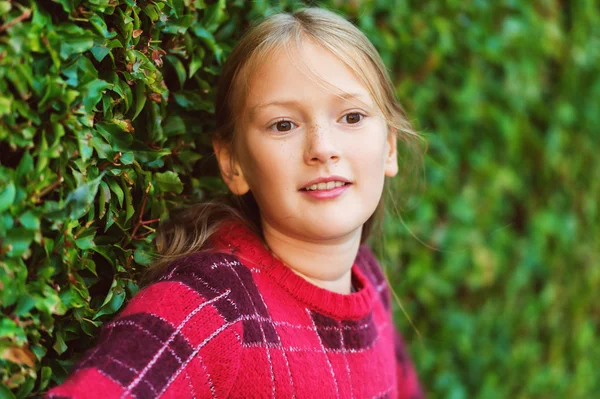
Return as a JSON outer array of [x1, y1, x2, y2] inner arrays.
[[47, 221, 423, 399]]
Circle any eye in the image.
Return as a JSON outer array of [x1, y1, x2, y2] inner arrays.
[[268, 119, 296, 132], [341, 112, 365, 124]]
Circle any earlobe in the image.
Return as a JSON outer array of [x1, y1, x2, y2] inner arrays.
[[213, 139, 251, 195], [384, 130, 399, 177]]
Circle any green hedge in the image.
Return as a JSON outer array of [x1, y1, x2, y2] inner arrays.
[[1, 0, 598, 397]]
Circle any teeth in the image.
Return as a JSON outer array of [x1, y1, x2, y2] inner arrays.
[[304, 181, 347, 191]]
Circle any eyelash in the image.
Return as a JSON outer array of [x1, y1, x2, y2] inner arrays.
[[267, 112, 366, 132]]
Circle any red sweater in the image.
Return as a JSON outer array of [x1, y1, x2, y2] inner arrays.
[[47, 221, 423, 398]]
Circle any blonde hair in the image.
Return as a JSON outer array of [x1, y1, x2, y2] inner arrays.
[[141, 7, 423, 286]]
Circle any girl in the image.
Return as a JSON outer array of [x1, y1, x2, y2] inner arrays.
[[47, 7, 423, 399]]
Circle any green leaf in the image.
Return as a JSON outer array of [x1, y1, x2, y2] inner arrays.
[[3, 228, 35, 258], [0, 181, 16, 213], [0, 96, 11, 117], [107, 178, 124, 207], [154, 171, 183, 194], [200, 0, 226, 33], [63, 173, 105, 220], [121, 176, 134, 224], [163, 114, 186, 137], [0, 384, 16, 399], [75, 230, 96, 250], [0, 1, 12, 14], [90, 42, 110, 62], [16, 151, 34, 181], [60, 35, 95, 59], [94, 278, 126, 319], [99, 180, 110, 219], [39, 366, 53, 391], [89, 14, 117, 39], [132, 82, 147, 121], [134, 245, 155, 266], [81, 80, 112, 112], [18, 211, 40, 231], [166, 55, 186, 88], [95, 121, 133, 151], [14, 294, 36, 316], [173, 91, 213, 112], [52, 328, 68, 355]]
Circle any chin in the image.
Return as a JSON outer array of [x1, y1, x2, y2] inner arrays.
[[300, 218, 364, 241]]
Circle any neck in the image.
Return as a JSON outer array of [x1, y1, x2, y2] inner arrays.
[[261, 219, 362, 295]]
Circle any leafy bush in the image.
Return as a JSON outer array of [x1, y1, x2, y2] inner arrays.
[[0, 0, 598, 398]]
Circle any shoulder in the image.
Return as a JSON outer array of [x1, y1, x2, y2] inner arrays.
[[149, 251, 256, 321], [356, 245, 392, 311], [47, 252, 250, 398], [117, 251, 255, 326]]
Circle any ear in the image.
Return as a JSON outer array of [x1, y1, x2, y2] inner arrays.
[[213, 139, 250, 195], [384, 129, 399, 177]]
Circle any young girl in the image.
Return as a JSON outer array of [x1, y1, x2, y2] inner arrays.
[[47, 7, 423, 399]]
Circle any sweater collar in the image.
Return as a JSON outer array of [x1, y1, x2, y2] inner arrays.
[[211, 220, 378, 320]]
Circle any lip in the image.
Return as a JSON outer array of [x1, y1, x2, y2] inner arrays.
[[300, 184, 350, 200], [299, 175, 351, 190]]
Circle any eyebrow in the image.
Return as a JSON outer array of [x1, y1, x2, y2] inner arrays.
[[248, 92, 373, 116]]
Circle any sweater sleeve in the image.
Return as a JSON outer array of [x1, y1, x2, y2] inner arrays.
[[46, 252, 245, 399], [394, 327, 425, 399]]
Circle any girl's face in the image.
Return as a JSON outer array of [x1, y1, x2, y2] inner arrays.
[[220, 38, 398, 241]]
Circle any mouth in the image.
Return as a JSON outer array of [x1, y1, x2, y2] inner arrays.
[[299, 181, 351, 192], [299, 176, 352, 192]]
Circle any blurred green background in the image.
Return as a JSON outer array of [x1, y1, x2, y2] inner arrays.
[[0, 0, 598, 397]]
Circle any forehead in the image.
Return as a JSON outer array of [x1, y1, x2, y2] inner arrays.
[[242, 38, 375, 114]]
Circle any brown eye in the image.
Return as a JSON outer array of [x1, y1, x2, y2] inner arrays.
[[277, 121, 292, 131], [269, 120, 296, 132], [344, 112, 363, 124]]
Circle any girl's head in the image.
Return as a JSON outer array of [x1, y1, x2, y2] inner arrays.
[[145, 7, 421, 283], [212, 7, 419, 239]]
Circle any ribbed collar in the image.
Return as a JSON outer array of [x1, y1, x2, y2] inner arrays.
[[211, 221, 377, 320]]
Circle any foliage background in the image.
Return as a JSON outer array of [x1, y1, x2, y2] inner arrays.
[[1, 0, 598, 397]]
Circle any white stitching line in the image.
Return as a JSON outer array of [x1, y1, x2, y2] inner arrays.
[[184, 369, 198, 399], [234, 312, 374, 332], [108, 324, 196, 398], [307, 308, 341, 399], [159, 257, 241, 311], [251, 279, 297, 399], [161, 256, 243, 281], [242, 320, 389, 353], [59, 362, 127, 397], [187, 271, 240, 311], [209, 259, 243, 269], [190, 349, 216, 399], [120, 290, 231, 398], [120, 312, 196, 348], [339, 321, 354, 399], [229, 265, 277, 399], [108, 320, 188, 364], [106, 355, 158, 396], [156, 315, 244, 398], [96, 367, 138, 398]]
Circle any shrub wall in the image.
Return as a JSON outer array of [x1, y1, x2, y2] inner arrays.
[[0, 0, 598, 397]]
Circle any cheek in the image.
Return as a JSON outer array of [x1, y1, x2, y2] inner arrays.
[[352, 133, 388, 192], [240, 137, 294, 191]]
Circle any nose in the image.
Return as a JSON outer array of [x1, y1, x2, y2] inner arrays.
[[303, 123, 341, 165]]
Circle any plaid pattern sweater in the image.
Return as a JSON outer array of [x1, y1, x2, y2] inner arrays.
[[47, 221, 423, 399]]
